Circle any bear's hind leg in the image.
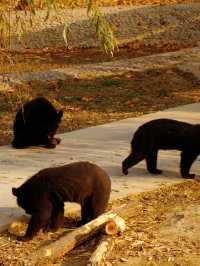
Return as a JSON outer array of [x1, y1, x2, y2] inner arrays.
[[90, 190, 110, 221], [180, 151, 198, 179], [50, 206, 65, 231], [146, 149, 162, 175], [122, 152, 145, 175], [80, 193, 108, 226], [80, 196, 93, 225], [39, 135, 57, 149]]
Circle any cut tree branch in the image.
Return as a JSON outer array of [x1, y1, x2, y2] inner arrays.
[[27, 211, 120, 264], [25, 203, 131, 264]]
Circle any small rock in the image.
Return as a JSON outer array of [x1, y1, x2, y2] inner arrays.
[[132, 240, 144, 247], [120, 257, 128, 262], [105, 262, 113, 266]]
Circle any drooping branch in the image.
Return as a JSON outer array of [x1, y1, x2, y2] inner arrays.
[[1, 0, 117, 55]]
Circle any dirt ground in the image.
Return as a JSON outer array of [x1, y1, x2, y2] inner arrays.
[[1, 181, 200, 265], [1, 42, 200, 146], [107, 180, 200, 266], [1, 0, 200, 10]]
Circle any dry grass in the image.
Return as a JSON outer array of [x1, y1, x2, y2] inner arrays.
[[106, 180, 200, 266], [1, 180, 200, 265]]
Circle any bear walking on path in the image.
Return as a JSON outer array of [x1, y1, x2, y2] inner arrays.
[[12, 161, 111, 241], [122, 118, 200, 179], [12, 97, 63, 149]]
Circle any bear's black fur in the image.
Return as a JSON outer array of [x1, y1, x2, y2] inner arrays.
[[12, 97, 63, 149], [122, 118, 200, 179], [12, 161, 111, 241]]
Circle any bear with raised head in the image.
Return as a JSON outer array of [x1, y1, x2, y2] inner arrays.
[[12, 161, 111, 241], [12, 97, 63, 149], [122, 118, 200, 179]]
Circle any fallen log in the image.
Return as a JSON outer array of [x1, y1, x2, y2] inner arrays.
[[88, 235, 114, 266], [25, 203, 129, 265], [88, 216, 125, 266], [105, 215, 126, 235], [27, 210, 123, 265], [8, 215, 30, 236]]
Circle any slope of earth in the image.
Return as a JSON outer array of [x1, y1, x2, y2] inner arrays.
[[0, 44, 200, 146]]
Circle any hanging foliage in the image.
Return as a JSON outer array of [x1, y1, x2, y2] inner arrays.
[[87, 0, 118, 56], [0, 0, 117, 55]]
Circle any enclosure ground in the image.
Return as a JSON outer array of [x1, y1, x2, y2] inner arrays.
[[1, 180, 200, 265], [0, 1, 200, 265], [107, 180, 200, 266]]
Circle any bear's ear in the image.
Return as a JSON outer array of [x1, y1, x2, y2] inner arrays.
[[57, 110, 63, 120], [12, 187, 19, 197]]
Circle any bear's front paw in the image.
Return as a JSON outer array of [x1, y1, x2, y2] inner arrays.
[[17, 235, 32, 242], [149, 169, 162, 175], [122, 167, 128, 175], [182, 173, 195, 179], [45, 142, 56, 149], [43, 225, 59, 233], [54, 137, 61, 145]]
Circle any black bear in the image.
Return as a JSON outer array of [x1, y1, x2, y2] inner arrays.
[[12, 161, 111, 241], [12, 97, 63, 149], [122, 118, 200, 179]]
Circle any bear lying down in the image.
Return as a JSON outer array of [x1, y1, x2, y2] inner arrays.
[[12, 97, 63, 149], [12, 161, 111, 241], [122, 118, 200, 179]]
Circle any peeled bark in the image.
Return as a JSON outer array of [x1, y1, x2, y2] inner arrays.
[[88, 235, 114, 266]]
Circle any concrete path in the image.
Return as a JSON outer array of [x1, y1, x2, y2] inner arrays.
[[1, 103, 200, 232]]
